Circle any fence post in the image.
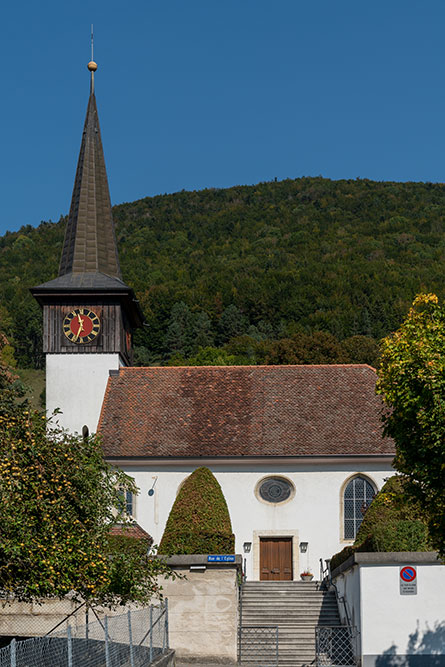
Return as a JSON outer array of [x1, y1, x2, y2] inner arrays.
[[10, 638, 16, 667], [275, 626, 279, 667], [164, 598, 169, 650], [104, 615, 111, 667], [67, 624, 73, 667], [128, 610, 135, 667], [149, 605, 153, 662]]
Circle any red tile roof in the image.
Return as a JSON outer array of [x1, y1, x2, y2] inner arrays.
[[98, 365, 394, 458], [109, 523, 153, 542]]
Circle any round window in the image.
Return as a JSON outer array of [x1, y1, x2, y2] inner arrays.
[[258, 477, 294, 504]]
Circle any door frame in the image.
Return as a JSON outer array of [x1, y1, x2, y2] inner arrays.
[[253, 530, 299, 581]]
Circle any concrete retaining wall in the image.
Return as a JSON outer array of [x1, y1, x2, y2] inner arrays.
[[332, 552, 445, 667], [161, 555, 241, 664]]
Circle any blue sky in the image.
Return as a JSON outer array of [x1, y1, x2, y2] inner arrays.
[[1, 0, 445, 235]]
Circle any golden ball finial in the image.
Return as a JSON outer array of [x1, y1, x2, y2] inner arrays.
[[87, 61, 98, 72]]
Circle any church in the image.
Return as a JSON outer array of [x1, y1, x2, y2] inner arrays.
[[31, 60, 395, 581]]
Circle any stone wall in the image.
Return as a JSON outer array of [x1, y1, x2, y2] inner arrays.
[[161, 555, 241, 664], [0, 555, 241, 664]]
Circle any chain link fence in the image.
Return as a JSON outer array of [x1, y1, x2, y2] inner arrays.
[[238, 626, 279, 666], [315, 625, 358, 666], [0, 603, 168, 667]]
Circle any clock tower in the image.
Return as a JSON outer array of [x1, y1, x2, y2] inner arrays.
[[31, 60, 143, 434]]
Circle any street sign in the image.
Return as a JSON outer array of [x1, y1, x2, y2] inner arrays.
[[400, 565, 417, 595], [207, 555, 235, 562]]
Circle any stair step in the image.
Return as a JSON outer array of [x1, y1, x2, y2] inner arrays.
[[240, 581, 342, 667]]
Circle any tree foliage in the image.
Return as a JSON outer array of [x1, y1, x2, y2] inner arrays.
[[0, 391, 174, 604], [377, 293, 445, 558], [330, 476, 431, 571], [4, 178, 445, 368], [158, 467, 235, 555]]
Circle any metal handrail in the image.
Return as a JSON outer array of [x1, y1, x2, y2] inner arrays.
[[318, 558, 359, 664]]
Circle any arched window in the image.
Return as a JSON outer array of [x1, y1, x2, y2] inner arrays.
[[343, 476, 376, 539]]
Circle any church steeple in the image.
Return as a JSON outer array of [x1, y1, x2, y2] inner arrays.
[[31, 56, 143, 433], [59, 60, 121, 279]]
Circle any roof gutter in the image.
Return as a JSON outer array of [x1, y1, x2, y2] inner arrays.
[[105, 454, 395, 467]]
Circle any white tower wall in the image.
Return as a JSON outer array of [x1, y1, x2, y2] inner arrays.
[[46, 353, 121, 435]]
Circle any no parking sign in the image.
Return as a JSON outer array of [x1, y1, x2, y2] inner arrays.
[[400, 565, 417, 595]]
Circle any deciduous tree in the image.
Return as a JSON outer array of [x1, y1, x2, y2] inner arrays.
[[0, 333, 174, 604], [377, 293, 445, 558]]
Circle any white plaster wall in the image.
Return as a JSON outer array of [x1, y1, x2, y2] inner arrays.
[[121, 462, 393, 579], [46, 354, 121, 435], [360, 563, 445, 664], [334, 565, 362, 656]]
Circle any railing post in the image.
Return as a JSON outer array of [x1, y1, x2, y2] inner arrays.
[[164, 598, 169, 650], [67, 624, 73, 667], [325, 558, 332, 586], [149, 605, 153, 662], [128, 610, 135, 667], [275, 626, 279, 666], [10, 638, 16, 667], [104, 615, 111, 667]]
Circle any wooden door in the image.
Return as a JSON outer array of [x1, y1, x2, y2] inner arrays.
[[260, 537, 293, 580]]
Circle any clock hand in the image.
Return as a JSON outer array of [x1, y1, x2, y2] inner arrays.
[[72, 317, 84, 342]]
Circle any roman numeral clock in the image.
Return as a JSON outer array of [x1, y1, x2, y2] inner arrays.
[[63, 308, 101, 344]]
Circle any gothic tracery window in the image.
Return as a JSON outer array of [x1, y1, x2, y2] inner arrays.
[[343, 476, 375, 539]]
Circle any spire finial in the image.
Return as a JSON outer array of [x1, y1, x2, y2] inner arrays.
[[87, 25, 97, 94]]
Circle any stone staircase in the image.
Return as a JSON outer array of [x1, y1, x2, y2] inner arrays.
[[239, 581, 341, 666]]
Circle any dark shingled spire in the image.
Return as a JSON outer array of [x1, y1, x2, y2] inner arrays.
[[31, 61, 144, 329], [58, 84, 121, 279]]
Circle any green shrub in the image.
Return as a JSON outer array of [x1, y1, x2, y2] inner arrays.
[[330, 546, 355, 573], [158, 467, 234, 555], [158, 531, 234, 555], [330, 476, 432, 572]]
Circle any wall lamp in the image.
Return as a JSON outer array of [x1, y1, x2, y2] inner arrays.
[[299, 541, 308, 553], [243, 542, 252, 554]]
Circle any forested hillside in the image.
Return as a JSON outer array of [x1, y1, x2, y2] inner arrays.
[[1, 176, 445, 370]]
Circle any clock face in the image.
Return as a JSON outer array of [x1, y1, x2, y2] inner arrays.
[[63, 308, 100, 344]]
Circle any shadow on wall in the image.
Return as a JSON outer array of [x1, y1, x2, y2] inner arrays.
[[375, 622, 445, 666]]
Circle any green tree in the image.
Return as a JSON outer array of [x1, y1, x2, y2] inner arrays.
[[330, 476, 431, 571], [192, 311, 214, 350], [165, 302, 194, 357], [377, 293, 445, 558], [158, 467, 234, 555], [339, 335, 379, 366], [0, 407, 173, 604], [178, 347, 240, 366], [353, 475, 430, 553], [261, 331, 342, 365], [217, 305, 248, 344]]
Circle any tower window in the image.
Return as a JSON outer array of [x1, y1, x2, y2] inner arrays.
[[343, 476, 375, 540]]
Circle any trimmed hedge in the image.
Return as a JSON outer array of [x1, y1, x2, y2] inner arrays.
[[158, 467, 235, 555], [330, 475, 431, 572]]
